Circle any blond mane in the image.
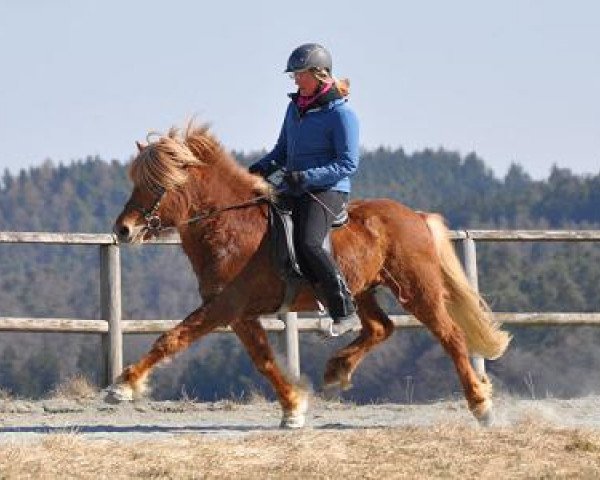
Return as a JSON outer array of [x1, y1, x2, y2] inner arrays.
[[130, 122, 271, 197], [129, 123, 220, 190]]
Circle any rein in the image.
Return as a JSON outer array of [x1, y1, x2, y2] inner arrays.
[[175, 194, 272, 229], [129, 189, 273, 235]]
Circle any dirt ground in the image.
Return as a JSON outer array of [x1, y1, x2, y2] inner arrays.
[[1, 395, 600, 478]]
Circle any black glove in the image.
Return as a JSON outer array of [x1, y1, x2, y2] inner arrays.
[[283, 170, 306, 189], [248, 163, 267, 177], [250, 161, 281, 179]]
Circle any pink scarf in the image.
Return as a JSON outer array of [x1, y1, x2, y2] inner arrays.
[[296, 81, 334, 111]]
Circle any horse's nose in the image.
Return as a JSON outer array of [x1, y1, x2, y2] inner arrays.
[[114, 224, 131, 243]]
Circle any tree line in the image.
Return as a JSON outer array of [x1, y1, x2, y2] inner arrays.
[[0, 148, 599, 401]]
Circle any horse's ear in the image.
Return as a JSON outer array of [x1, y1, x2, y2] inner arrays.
[[136, 141, 146, 153]]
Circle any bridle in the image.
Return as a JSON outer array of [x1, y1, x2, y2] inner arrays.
[[126, 185, 273, 236], [126, 184, 167, 233]]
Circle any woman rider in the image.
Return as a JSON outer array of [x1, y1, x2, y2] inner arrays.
[[249, 43, 360, 336]]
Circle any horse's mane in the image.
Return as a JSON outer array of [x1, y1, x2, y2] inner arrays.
[[130, 123, 268, 195]]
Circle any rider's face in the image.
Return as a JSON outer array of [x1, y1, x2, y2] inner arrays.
[[293, 70, 320, 96]]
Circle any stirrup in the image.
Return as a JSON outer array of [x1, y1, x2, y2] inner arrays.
[[319, 313, 361, 338], [316, 300, 327, 315]]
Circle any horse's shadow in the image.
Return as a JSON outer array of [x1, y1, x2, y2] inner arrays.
[[0, 422, 373, 436], [0, 424, 272, 435]]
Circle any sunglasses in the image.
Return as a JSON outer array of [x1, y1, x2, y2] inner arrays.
[[287, 69, 311, 79]]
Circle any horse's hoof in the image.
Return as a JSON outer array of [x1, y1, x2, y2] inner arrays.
[[473, 401, 494, 427], [477, 408, 494, 427], [280, 389, 309, 429], [104, 383, 134, 404], [322, 378, 353, 399], [323, 367, 353, 396], [322, 383, 341, 400], [280, 412, 306, 429]]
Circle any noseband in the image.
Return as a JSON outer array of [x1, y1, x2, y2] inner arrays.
[[127, 185, 166, 233]]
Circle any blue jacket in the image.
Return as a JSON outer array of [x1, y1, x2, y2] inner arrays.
[[256, 94, 360, 195]]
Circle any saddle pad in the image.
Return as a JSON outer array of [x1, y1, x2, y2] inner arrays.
[[268, 200, 348, 313], [268, 202, 304, 278]]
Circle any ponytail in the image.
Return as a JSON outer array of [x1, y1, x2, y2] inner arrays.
[[334, 77, 350, 97], [312, 68, 351, 97]]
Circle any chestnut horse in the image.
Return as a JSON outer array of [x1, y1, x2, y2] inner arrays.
[[109, 124, 510, 428]]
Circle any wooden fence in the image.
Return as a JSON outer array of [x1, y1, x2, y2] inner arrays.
[[1, 230, 600, 386]]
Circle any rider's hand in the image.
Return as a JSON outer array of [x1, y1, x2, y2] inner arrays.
[[248, 163, 267, 177], [283, 171, 305, 189]]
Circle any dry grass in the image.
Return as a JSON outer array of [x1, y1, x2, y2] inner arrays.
[[1, 422, 600, 479], [48, 375, 98, 401], [0, 387, 13, 401]]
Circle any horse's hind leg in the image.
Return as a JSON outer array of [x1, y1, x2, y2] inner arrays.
[[323, 288, 395, 391], [233, 317, 308, 429], [408, 285, 493, 423], [106, 296, 235, 402]]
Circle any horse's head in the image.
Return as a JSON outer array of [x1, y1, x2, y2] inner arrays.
[[113, 182, 168, 244], [114, 123, 273, 243], [114, 127, 205, 243]]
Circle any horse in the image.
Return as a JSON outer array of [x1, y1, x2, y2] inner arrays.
[[108, 123, 510, 428]]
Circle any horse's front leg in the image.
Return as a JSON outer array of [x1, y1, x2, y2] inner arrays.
[[233, 317, 309, 429], [106, 296, 235, 402]]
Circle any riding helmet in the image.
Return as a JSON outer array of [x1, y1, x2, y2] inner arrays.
[[285, 43, 332, 73]]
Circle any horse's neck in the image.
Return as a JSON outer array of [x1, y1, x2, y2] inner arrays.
[[178, 167, 267, 291], [189, 167, 253, 214]]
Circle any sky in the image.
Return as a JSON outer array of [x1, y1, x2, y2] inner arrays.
[[0, 0, 598, 180]]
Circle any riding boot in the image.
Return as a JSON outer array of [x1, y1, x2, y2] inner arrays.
[[321, 271, 361, 337]]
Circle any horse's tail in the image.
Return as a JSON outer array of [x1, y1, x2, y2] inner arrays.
[[423, 213, 511, 360]]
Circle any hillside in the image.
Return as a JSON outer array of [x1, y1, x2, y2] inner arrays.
[[0, 149, 599, 401]]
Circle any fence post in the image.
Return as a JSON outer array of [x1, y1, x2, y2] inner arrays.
[[462, 234, 486, 376], [277, 312, 300, 378], [100, 244, 122, 386]]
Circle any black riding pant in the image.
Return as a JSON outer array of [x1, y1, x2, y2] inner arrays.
[[279, 190, 355, 319]]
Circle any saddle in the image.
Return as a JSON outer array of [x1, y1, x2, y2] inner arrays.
[[268, 200, 349, 313]]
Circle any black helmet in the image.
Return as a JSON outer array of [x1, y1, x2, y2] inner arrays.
[[285, 43, 332, 73]]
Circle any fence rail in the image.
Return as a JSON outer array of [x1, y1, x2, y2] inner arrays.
[[2, 230, 600, 385], [3, 230, 600, 244]]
